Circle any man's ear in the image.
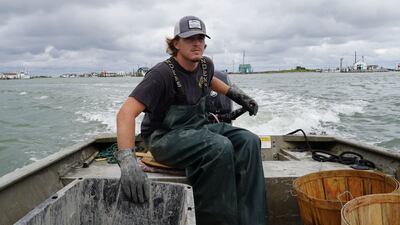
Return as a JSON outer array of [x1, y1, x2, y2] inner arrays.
[[173, 39, 180, 50]]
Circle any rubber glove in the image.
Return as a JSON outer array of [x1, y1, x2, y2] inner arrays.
[[226, 85, 258, 116], [114, 148, 150, 203]]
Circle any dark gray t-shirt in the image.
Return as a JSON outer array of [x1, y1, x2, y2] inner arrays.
[[129, 57, 214, 137]]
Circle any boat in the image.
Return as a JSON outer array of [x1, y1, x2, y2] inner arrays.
[[1, 133, 400, 225]]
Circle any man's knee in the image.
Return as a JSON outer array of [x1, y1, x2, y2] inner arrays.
[[236, 130, 261, 147], [247, 131, 261, 145], [205, 136, 234, 160]]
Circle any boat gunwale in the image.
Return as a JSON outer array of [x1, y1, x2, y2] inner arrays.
[[281, 134, 400, 160], [333, 136, 400, 160], [0, 138, 96, 192]]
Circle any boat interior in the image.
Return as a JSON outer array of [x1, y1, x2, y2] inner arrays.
[[1, 133, 400, 225]]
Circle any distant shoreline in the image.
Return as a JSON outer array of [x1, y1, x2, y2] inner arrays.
[[228, 68, 319, 75], [228, 69, 400, 75], [2, 69, 399, 80]]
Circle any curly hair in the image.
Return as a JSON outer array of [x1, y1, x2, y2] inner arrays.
[[166, 36, 180, 56]]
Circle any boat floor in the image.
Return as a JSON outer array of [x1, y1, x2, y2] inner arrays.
[[63, 159, 351, 182], [62, 146, 351, 182]]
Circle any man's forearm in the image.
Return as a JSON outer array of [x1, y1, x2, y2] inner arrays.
[[211, 77, 229, 95], [117, 111, 136, 150], [116, 97, 145, 150]]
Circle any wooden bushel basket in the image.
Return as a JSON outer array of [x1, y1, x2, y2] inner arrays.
[[293, 169, 399, 225], [341, 193, 400, 225]]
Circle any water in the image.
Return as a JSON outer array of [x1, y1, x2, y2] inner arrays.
[[1, 72, 399, 177]]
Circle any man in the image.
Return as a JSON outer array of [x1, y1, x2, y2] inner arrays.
[[116, 16, 266, 225]]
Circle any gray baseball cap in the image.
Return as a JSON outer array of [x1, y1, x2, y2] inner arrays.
[[174, 16, 210, 39]]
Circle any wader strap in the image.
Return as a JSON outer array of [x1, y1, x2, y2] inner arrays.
[[165, 59, 184, 94], [164, 57, 210, 100], [199, 58, 209, 95], [164, 59, 186, 103]]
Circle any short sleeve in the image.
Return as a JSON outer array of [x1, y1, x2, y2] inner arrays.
[[129, 70, 166, 113], [204, 56, 214, 84]]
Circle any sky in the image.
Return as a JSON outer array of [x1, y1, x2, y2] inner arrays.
[[1, 0, 400, 75]]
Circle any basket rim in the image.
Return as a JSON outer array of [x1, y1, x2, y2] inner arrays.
[[341, 193, 400, 225], [292, 169, 400, 203]]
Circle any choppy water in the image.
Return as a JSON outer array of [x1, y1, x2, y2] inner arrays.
[[1, 72, 399, 176]]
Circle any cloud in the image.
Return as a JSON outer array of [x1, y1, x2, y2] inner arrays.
[[1, 0, 399, 74]]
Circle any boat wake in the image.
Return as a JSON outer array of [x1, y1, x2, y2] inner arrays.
[[234, 88, 368, 137]]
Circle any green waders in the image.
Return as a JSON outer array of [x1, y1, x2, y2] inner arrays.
[[144, 97, 266, 225]]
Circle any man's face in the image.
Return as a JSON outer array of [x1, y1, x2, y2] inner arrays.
[[175, 34, 206, 62]]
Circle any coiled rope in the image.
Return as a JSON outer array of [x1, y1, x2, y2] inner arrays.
[[96, 143, 118, 164], [286, 129, 376, 170]]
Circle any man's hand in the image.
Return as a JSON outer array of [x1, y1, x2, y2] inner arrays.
[[226, 86, 258, 116], [114, 148, 150, 203]]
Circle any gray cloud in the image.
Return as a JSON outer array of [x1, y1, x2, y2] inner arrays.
[[1, 0, 399, 74]]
